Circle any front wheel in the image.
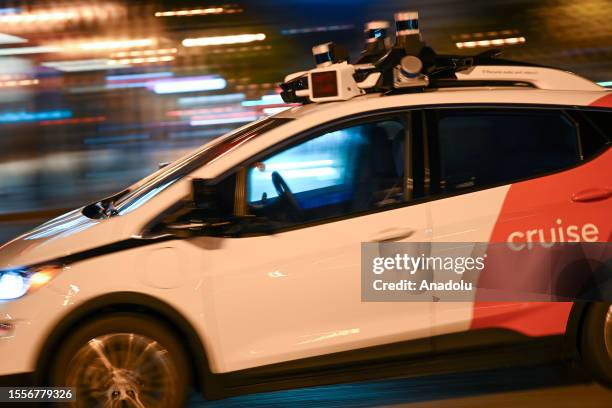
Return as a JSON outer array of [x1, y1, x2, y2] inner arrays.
[[49, 313, 191, 407], [580, 303, 612, 387]]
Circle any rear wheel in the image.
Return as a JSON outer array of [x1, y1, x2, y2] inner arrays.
[[49, 314, 191, 407], [580, 303, 612, 387]]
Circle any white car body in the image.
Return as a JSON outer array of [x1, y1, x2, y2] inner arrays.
[[0, 80, 610, 397]]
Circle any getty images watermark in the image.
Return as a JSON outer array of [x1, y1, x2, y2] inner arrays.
[[361, 242, 612, 302]]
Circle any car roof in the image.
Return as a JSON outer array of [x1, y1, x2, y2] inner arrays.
[[275, 88, 611, 121]]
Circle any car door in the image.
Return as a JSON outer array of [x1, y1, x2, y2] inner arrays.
[[425, 106, 611, 343], [196, 112, 435, 373]]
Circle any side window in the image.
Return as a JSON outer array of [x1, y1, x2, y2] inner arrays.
[[570, 109, 611, 158], [429, 108, 582, 193], [247, 116, 409, 226]]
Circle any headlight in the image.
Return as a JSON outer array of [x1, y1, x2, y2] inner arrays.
[[0, 264, 64, 301]]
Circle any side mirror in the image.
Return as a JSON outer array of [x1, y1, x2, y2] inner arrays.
[[192, 178, 220, 211], [161, 179, 223, 238], [161, 178, 272, 238]]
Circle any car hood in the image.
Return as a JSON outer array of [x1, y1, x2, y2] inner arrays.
[[0, 209, 124, 269]]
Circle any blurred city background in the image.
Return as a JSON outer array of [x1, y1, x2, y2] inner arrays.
[[0, 0, 611, 242]]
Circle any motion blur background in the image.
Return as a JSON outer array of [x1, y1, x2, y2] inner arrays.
[[0, 0, 611, 241]]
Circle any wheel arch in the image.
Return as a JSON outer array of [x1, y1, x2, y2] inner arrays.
[[34, 291, 217, 395]]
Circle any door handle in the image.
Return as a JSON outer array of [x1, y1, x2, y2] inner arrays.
[[371, 228, 416, 243], [572, 188, 612, 203]]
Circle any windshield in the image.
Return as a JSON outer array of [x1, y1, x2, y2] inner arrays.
[[83, 117, 292, 218]]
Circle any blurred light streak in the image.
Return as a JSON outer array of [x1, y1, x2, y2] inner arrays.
[[0, 4, 125, 28], [110, 48, 177, 58], [39, 116, 106, 126], [0, 74, 29, 81], [0, 110, 71, 124], [0, 45, 61, 56], [281, 24, 354, 35], [105, 81, 153, 89], [108, 55, 174, 65], [242, 94, 285, 106], [0, 79, 38, 88], [42, 59, 131, 72], [1, 39, 157, 58], [150, 76, 227, 94], [178, 93, 245, 106], [73, 38, 156, 51], [105, 72, 174, 89], [155, 7, 244, 17], [456, 37, 526, 48], [169, 128, 235, 139], [67, 85, 109, 93], [167, 106, 241, 117], [191, 111, 258, 120], [235, 82, 278, 91], [182, 33, 266, 47], [0, 10, 78, 24], [0, 32, 26, 44], [208, 45, 272, 55], [0, 8, 20, 15], [453, 29, 519, 40], [107, 72, 173, 81], [84, 133, 150, 145], [598, 81, 612, 87], [156, 7, 223, 17]]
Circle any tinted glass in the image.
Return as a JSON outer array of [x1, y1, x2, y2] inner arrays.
[[433, 109, 580, 192], [247, 117, 407, 225], [572, 109, 611, 159]]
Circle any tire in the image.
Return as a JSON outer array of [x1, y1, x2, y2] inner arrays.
[[48, 313, 192, 407], [580, 302, 612, 387]]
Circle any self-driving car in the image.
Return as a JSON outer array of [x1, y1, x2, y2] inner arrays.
[[0, 10, 610, 408]]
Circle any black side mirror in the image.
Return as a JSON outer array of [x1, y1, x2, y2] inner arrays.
[[192, 178, 220, 211], [161, 179, 224, 237], [162, 178, 272, 238]]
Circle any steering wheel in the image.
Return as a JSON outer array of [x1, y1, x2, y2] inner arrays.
[[271, 171, 303, 220]]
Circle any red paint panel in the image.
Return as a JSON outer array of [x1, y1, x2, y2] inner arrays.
[[590, 93, 612, 108], [471, 148, 612, 336], [471, 302, 573, 336]]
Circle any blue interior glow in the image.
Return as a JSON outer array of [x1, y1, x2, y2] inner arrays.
[[248, 127, 366, 203]]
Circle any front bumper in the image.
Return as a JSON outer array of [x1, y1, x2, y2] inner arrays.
[[0, 286, 69, 378]]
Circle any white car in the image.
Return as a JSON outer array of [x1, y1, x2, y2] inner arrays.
[[0, 12, 611, 407]]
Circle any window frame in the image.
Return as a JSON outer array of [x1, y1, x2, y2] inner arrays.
[[236, 110, 417, 232], [142, 104, 610, 238], [142, 108, 424, 238]]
